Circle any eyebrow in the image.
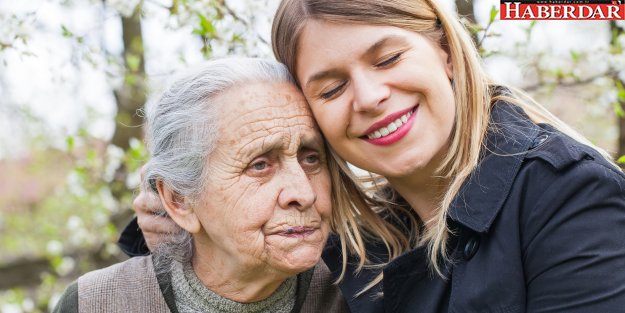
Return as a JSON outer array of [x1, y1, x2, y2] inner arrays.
[[304, 35, 408, 89], [299, 133, 324, 151], [238, 132, 323, 160]]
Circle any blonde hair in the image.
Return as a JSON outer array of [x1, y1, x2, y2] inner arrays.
[[272, 0, 615, 291]]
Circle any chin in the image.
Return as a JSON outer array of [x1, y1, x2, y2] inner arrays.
[[276, 249, 323, 275], [377, 158, 428, 179]]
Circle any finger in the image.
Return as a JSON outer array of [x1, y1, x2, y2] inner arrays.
[[139, 212, 179, 251], [138, 213, 179, 234], [139, 164, 150, 193], [133, 190, 165, 216], [143, 231, 162, 252]]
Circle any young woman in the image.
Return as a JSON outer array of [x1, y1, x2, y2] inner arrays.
[[270, 0, 625, 312]]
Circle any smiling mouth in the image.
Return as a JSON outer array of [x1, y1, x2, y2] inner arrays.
[[366, 111, 413, 139], [361, 105, 418, 140]]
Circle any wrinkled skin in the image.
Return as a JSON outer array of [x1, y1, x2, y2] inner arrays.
[[158, 81, 332, 301], [192, 81, 331, 275]]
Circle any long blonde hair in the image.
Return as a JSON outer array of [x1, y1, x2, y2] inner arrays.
[[272, 0, 615, 289]]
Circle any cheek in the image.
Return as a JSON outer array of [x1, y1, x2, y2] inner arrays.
[[310, 102, 350, 142], [205, 179, 278, 238], [311, 171, 332, 219], [234, 182, 280, 230], [433, 86, 456, 135]]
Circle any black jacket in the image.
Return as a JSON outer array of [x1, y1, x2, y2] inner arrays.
[[321, 101, 625, 313], [120, 100, 625, 312]]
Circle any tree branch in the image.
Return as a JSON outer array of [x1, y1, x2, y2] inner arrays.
[[522, 70, 619, 92], [214, 0, 269, 46]]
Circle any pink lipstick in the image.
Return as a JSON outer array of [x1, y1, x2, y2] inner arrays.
[[362, 105, 418, 146]]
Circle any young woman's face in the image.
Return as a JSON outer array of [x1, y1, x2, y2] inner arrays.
[[295, 21, 455, 180]]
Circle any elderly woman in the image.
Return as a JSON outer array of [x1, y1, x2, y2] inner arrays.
[[53, 58, 349, 313]]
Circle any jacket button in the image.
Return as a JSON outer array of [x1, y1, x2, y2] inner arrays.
[[530, 134, 549, 149], [463, 236, 480, 260]]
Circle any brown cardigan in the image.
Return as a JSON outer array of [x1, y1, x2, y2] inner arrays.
[[53, 255, 350, 313]]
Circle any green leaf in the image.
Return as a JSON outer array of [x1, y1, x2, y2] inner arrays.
[[193, 13, 216, 37], [613, 102, 625, 118], [86, 149, 97, 163], [489, 6, 499, 24], [199, 14, 216, 35], [231, 33, 244, 43], [124, 73, 137, 85], [192, 28, 204, 36], [61, 25, 73, 37], [170, 0, 179, 15], [616, 80, 625, 102], [617, 155, 625, 164], [66, 135, 74, 152], [125, 53, 141, 72], [78, 127, 89, 138]]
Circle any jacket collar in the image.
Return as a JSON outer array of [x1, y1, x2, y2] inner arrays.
[[447, 100, 541, 233]]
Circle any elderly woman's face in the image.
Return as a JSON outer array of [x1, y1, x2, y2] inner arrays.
[[193, 81, 331, 276]]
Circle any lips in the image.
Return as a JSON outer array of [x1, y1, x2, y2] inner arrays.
[[362, 106, 416, 138], [277, 226, 317, 238], [366, 110, 413, 139], [361, 105, 418, 146]]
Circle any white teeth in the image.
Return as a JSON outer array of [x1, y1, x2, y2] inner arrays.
[[366, 110, 413, 140], [388, 123, 397, 132]]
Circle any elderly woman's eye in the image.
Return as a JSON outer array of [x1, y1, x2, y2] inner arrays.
[[300, 152, 322, 173], [304, 155, 319, 164], [246, 159, 273, 177], [252, 161, 267, 171]]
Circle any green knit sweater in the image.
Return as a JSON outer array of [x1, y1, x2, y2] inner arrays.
[[170, 259, 296, 313]]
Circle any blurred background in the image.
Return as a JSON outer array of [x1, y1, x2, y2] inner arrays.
[[0, 0, 624, 312]]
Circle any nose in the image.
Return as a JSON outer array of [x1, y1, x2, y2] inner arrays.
[[277, 161, 317, 211], [351, 69, 390, 113]]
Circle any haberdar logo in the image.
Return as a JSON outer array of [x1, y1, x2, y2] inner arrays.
[[500, 1, 625, 20]]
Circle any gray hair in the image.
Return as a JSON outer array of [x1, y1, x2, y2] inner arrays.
[[143, 57, 295, 269]]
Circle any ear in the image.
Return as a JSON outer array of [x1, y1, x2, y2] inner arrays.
[[440, 46, 453, 80], [437, 38, 454, 80], [156, 180, 201, 234]]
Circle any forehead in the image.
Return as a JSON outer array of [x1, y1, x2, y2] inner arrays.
[[213, 81, 319, 151], [296, 21, 414, 77]]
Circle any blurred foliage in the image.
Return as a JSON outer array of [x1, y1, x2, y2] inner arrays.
[[0, 129, 145, 312]]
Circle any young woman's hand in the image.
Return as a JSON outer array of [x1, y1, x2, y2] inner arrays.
[[133, 166, 178, 251]]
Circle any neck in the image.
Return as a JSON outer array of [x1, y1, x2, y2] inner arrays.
[[385, 152, 450, 229], [387, 175, 448, 228], [191, 237, 289, 303]]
